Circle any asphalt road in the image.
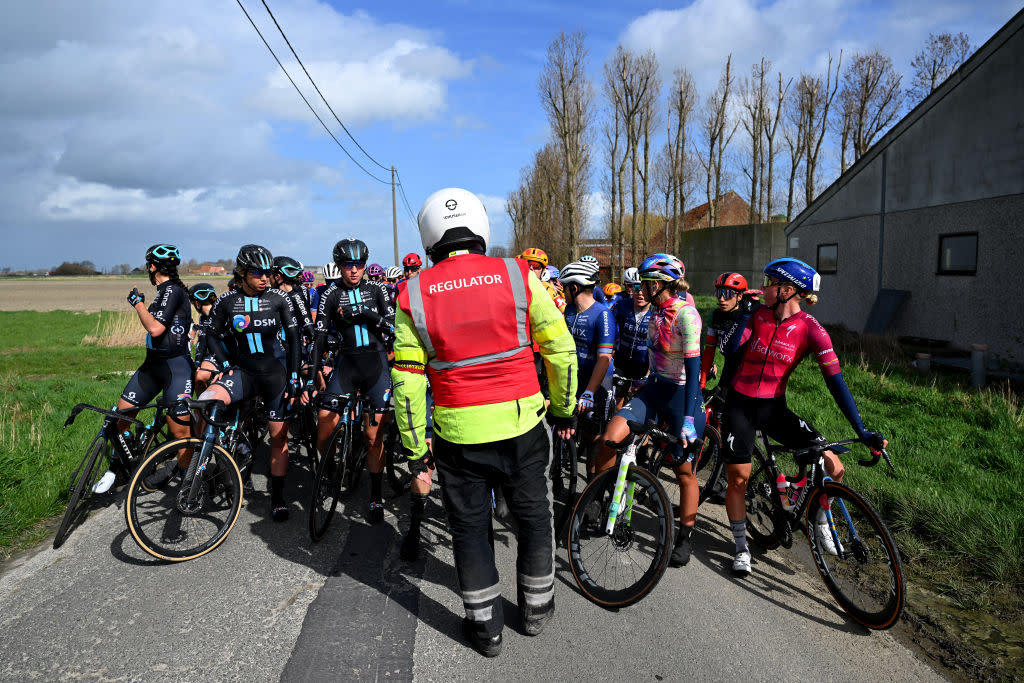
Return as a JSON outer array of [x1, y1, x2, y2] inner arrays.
[[0, 460, 946, 682]]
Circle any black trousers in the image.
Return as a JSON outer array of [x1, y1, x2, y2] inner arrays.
[[434, 420, 554, 637]]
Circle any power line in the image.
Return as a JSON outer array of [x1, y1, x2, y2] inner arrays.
[[260, 0, 391, 173], [234, 0, 390, 184], [394, 170, 418, 224]]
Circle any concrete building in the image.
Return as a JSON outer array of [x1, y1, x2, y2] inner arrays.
[[785, 9, 1024, 363]]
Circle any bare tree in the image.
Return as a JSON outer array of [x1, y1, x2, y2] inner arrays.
[[539, 30, 594, 261], [701, 55, 736, 228], [666, 68, 696, 251], [762, 71, 790, 221], [741, 58, 770, 224], [783, 84, 809, 221], [909, 32, 972, 102], [841, 50, 905, 160], [797, 51, 841, 208]]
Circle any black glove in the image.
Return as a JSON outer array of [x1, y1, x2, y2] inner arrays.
[[285, 374, 302, 402], [359, 308, 382, 326], [340, 303, 362, 321], [547, 412, 577, 432], [408, 448, 435, 476], [127, 288, 145, 306], [737, 291, 760, 315], [860, 430, 886, 451], [301, 380, 316, 402]]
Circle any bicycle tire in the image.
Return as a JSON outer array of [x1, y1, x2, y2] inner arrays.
[[124, 437, 243, 562], [694, 425, 724, 505], [550, 434, 579, 530], [806, 481, 905, 629], [567, 465, 674, 608], [382, 419, 410, 496], [343, 430, 368, 496], [745, 446, 784, 550], [52, 436, 108, 549], [309, 422, 348, 541]]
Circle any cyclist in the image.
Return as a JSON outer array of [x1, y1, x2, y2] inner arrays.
[[271, 256, 314, 355], [196, 244, 301, 522], [720, 257, 887, 576], [539, 265, 566, 312], [304, 238, 395, 524], [519, 247, 548, 280], [602, 282, 624, 302], [391, 187, 577, 655], [560, 260, 616, 473], [367, 263, 385, 283], [310, 262, 342, 323], [595, 253, 705, 568], [402, 253, 423, 281], [93, 244, 194, 493], [700, 272, 755, 390], [578, 255, 607, 303], [384, 265, 402, 285], [609, 266, 651, 410], [187, 282, 220, 395]]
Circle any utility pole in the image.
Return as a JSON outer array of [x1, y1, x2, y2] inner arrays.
[[391, 166, 399, 265]]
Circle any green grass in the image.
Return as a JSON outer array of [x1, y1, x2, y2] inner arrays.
[[0, 311, 142, 552]]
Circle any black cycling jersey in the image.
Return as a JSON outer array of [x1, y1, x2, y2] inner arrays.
[[146, 281, 191, 357], [208, 288, 300, 376], [309, 280, 395, 381], [283, 286, 314, 345], [707, 307, 742, 389]]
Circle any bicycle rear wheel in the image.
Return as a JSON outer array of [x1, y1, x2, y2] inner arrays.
[[125, 437, 243, 562], [693, 426, 724, 505], [53, 436, 108, 549], [309, 423, 348, 541], [567, 465, 674, 608], [382, 418, 410, 496], [550, 434, 579, 530], [745, 446, 784, 550], [806, 482, 905, 629]]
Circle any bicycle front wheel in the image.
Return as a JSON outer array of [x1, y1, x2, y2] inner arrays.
[[309, 423, 348, 541], [806, 482, 905, 630], [53, 436, 108, 549], [550, 435, 579, 529], [567, 465, 674, 608], [125, 437, 243, 562], [745, 446, 785, 550]]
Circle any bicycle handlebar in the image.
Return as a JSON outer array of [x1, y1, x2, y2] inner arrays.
[[64, 403, 149, 430], [604, 419, 703, 452], [785, 438, 894, 483], [183, 397, 231, 427]]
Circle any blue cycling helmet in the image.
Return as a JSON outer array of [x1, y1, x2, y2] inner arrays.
[[763, 257, 820, 292], [639, 253, 685, 282], [542, 265, 560, 283]]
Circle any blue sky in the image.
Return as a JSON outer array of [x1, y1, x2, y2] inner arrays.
[[0, 0, 1018, 270]]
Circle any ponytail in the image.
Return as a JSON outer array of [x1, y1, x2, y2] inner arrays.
[[800, 292, 818, 306], [667, 277, 690, 294]]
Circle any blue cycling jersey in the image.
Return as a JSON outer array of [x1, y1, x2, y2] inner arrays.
[[611, 297, 651, 377], [592, 287, 607, 304], [564, 301, 616, 389]]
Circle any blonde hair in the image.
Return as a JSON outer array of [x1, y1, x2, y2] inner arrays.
[[800, 292, 818, 306], [668, 277, 690, 294]]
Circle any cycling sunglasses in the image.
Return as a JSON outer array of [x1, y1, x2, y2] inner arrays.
[[340, 260, 366, 269], [628, 283, 644, 293], [715, 287, 741, 300], [277, 265, 303, 279], [247, 268, 270, 277], [191, 290, 216, 301], [762, 276, 787, 288]]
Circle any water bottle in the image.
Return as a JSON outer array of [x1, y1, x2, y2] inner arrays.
[[776, 473, 792, 510], [789, 475, 807, 507]]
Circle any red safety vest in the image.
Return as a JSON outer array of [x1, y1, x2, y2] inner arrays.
[[397, 254, 540, 408]]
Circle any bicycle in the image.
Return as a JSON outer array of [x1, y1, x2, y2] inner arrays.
[[743, 433, 905, 630], [379, 390, 411, 497], [123, 398, 247, 562], [566, 419, 678, 608], [54, 400, 181, 549], [308, 390, 383, 541]]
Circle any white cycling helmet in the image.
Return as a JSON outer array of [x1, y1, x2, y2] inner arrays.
[[579, 254, 599, 266], [384, 265, 402, 280], [559, 261, 599, 287], [417, 187, 490, 259], [322, 262, 342, 280], [623, 267, 641, 286]]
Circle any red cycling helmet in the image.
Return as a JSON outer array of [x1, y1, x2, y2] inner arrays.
[[714, 272, 748, 291], [402, 253, 423, 268]]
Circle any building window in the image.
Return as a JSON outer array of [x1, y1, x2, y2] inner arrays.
[[817, 243, 838, 274], [937, 233, 978, 275]]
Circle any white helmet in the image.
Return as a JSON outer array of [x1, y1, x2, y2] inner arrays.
[[322, 262, 342, 280], [559, 261, 598, 287], [384, 265, 402, 280], [623, 267, 641, 286], [579, 254, 599, 266], [417, 187, 490, 258]]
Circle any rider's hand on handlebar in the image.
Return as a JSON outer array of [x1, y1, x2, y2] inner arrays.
[[680, 416, 698, 445], [860, 430, 887, 451]]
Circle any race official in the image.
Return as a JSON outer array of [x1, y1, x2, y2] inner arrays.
[[391, 188, 577, 657]]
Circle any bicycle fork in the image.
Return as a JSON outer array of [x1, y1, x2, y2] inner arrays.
[[605, 443, 639, 534], [814, 478, 857, 558], [180, 407, 220, 513]]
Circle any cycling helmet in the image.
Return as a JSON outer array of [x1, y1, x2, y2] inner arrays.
[[333, 238, 369, 265], [417, 187, 489, 257], [402, 253, 423, 268], [623, 267, 641, 286], [579, 254, 599, 266], [639, 253, 685, 282], [145, 244, 181, 268], [715, 272, 748, 291], [559, 261, 599, 287], [542, 265, 560, 283], [519, 247, 548, 267], [301, 270, 315, 283], [273, 256, 303, 281], [763, 257, 819, 291], [603, 283, 623, 297], [188, 282, 217, 302], [384, 265, 402, 280], [236, 244, 273, 273], [367, 263, 384, 278], [322, 262, 342, 280]]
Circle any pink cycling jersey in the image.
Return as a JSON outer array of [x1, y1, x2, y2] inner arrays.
[[730, 307, 840, 399], [647, 296, 702, 386]]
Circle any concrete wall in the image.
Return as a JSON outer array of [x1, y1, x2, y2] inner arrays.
[[678, 222, 787, 295], [787, 11, 1024, 361]]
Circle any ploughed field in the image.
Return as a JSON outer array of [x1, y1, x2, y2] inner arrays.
[[0, 276, 218, 312]]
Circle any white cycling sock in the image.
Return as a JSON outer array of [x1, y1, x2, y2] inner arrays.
[[730, 519, 748, 554]]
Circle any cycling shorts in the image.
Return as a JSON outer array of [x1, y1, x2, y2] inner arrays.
[[121, 353, 194, 417], [214, 358, 289, 422], [721, 393, 824, 465], [616, 376, 706, 465], [321, 351, 390, 415]]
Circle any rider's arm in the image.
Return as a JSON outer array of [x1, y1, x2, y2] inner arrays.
[[699, 325, 718, 389], [679, 304, 704, 423], [807, 316, 870, 438], [721, 307, 758, 357], [391, 307, 429, 458], [584, 306, 615, 395], [528, 276, 577, 418], [278, 292, 300, 378], [206, 294, 231, 368]]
